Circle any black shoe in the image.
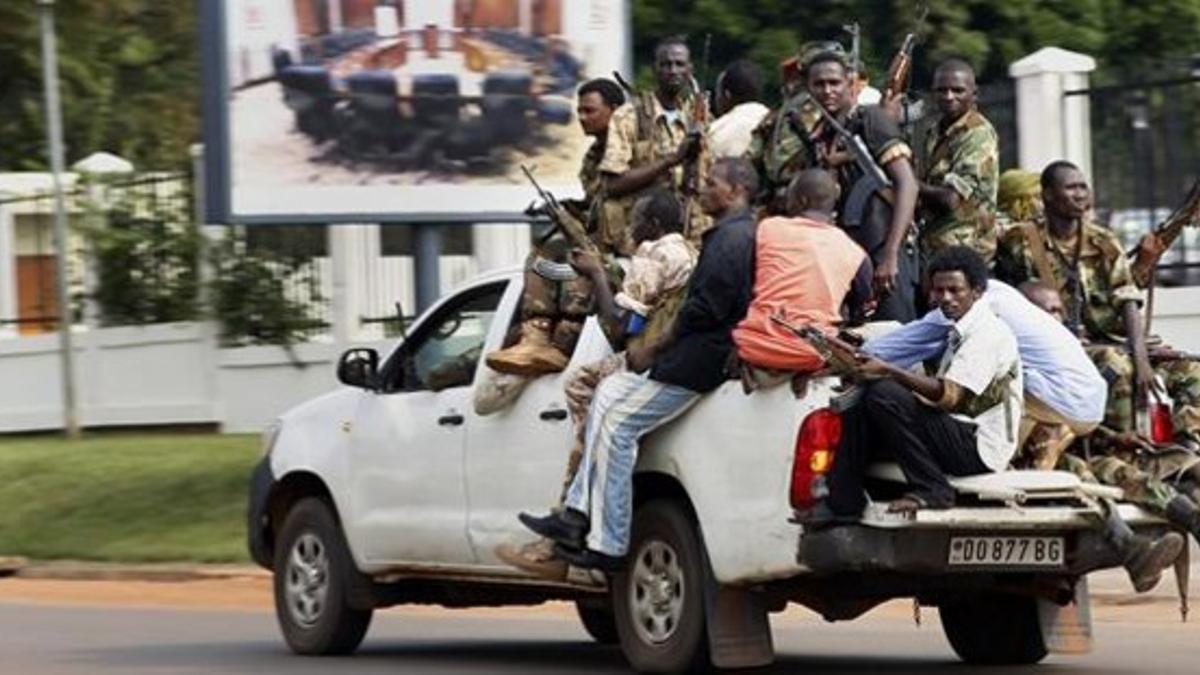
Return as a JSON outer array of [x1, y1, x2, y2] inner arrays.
[[797, 500, 859, 529], [518, 509, 588, 549], [553, 542, 625, 573]]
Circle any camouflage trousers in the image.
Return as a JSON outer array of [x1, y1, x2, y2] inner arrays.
[[1059, 453, 1178, 513], [1088, 345, 1200, 445], [520, 252, 596, 354], [558, 353, 627, 501]]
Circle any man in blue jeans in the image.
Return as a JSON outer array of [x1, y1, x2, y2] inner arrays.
[[518, 157, 760, 571]]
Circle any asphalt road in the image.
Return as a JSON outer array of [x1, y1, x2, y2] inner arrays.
[[1, 596, 1197, 675]]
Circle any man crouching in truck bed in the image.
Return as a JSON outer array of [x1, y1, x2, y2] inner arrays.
[[815, 246, 1023, 517]]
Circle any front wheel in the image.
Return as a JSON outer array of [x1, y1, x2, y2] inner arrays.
[[611, 500, 709, 673], [939, 591, 1048, 664], [273, 497, 373, 655]]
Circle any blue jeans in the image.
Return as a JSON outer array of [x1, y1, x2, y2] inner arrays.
[[563, 371, 700, 556]]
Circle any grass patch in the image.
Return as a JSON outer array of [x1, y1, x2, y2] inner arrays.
[[0, 433, 259, 563]]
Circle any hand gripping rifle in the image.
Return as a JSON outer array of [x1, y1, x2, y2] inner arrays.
[[681, 34, 712, 239], [770, 312, 862, 376], [813, 103, 892, 228], [521, 164, 599, 260]]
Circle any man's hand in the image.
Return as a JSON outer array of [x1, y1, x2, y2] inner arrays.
[[672, 133, 702, 166], [625, 342, 655, 373], [569, 249, 604, 278], [854, 355, 892, 380], [1134, 350, 1158, 401], [873, 250, 900, 296], [1132, 232, 1167, 281]]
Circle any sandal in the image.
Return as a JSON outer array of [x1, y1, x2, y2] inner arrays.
[[887, 493, 930, 515]]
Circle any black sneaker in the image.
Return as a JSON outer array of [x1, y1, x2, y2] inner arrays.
[[553, 542, 625, 573], [518, 509, 588, 549]]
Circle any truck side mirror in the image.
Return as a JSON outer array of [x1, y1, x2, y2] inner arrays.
[[337, 348, 380, 390]]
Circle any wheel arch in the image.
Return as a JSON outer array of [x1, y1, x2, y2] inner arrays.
[[263, 470, 343, 569]]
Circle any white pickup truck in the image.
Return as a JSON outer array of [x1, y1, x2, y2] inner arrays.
[[247, 267, 1172, 672]]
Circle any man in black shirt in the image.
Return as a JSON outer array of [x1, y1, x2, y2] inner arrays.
[[517, 157, 759, 572]]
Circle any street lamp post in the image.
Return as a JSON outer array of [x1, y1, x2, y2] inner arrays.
[[37, 0, 81, 439]]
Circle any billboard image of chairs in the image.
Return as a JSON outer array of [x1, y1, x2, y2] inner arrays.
[[203, 0, 631, 223]]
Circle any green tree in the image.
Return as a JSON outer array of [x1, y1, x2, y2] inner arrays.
[[0, 0, 198, 171]]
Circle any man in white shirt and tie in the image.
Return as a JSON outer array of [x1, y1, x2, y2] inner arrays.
[[824, 246, 1023, 515]]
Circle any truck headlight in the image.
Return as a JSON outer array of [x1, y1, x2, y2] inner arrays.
[[261, 420, 282, 458]]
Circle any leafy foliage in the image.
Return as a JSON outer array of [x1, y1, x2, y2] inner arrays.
[[208, 228, 326, 348], [0, 0, 198, 171], [79, 178, 202, 326]]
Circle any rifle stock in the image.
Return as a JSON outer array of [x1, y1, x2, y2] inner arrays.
[[1129, 178, 1200, 287]]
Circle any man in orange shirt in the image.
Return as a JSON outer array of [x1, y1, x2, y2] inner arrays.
[[733, 169, 873, 378]]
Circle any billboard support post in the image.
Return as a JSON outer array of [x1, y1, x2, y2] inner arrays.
[[37, 0, 80, 440], [414, 224, 443, 313]]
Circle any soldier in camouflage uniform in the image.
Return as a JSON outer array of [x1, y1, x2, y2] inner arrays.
[[482, 79, 627, 382], [749, 46, 920, 321], [1019, 281, 1200, 546], [917, 59, 999, 264], [598, 35, 711, 250], [995, 161, 1200, 452]]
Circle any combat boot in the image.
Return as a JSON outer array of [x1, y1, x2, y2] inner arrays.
[[1165, 494, 1200, 545], [485, 318, 569, 376], [1105, 509, 1185, 593]]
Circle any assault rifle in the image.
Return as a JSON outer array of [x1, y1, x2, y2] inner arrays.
[[881, 3, 928, 114], [770, 312, 863, 376], [680, 35, 712, 238], [812, 103, 892, 227], [1128, 178, 1200, 288], [521, 164, 599, 259]]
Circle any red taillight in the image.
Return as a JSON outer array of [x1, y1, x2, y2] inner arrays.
[[1151, 403, 1174, 444], [791, 408, 842, 509]]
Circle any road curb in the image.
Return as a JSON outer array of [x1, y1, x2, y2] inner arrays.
[[5, 560, 268, 583]]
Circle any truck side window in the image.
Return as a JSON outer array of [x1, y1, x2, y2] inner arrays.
[[386, 282, 506, 393]]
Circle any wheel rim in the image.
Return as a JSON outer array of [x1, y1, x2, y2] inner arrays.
[[628, 539, 685, 645], [284, 532, 330, 628]]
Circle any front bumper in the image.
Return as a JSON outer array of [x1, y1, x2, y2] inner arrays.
[[246, 456, 276, 569]]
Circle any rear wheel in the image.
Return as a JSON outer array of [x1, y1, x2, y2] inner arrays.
[[939, 592, 1048, 664], [273, 497, 373, 655], [612, 500, 709, 673], [575, 597, 619, 644]]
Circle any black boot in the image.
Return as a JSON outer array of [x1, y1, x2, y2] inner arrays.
[[1105, 508, 1185, 593], [518, 508, 588, 550], [1165, 494, 1200, 545]]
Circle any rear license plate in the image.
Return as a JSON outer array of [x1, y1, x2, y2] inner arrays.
[[948, 536, 1064, 567]]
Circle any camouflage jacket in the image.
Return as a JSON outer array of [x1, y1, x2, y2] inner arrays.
[[994, 218, 1144, 340], [919, 108, 1000, 262], [746, 92, 821, 201], [597, 90, 711, 251]]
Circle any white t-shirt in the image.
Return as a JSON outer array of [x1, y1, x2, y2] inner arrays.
[[937, 301, 1024, 471], [708, 102, 770, 158]]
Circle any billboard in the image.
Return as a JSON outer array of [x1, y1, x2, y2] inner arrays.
[[201, 0, 632, 223]]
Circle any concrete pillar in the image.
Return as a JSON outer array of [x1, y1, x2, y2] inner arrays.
[[0, 206, 16, 339], [330, 224, 368, 346], [1009, 47, 1096, 179], [518, 0, 533, 34]]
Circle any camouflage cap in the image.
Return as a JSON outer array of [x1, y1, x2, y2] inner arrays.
[[797, 41, 848, 71]]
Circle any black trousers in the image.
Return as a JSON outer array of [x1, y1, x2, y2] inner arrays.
[[827, 379, 990, 516]]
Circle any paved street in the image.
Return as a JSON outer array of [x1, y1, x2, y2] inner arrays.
[[1, 577, 1197, 674]]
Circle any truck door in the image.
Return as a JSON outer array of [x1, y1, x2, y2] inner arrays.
[[464, 316, 613, 564], [347, 280, 509, 565]]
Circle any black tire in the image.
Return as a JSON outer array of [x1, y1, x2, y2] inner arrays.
[[939, 592, 1048, 665], [576, 597, 619, 645], [273, 497, 373, 655], [612, 500, 710, 673]]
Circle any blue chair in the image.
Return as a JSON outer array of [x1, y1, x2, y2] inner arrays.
[[278, 65, 338, 140], [345, 70, 403, 150], [482, 71, 533, 143], [411, 73, 462, 123]]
